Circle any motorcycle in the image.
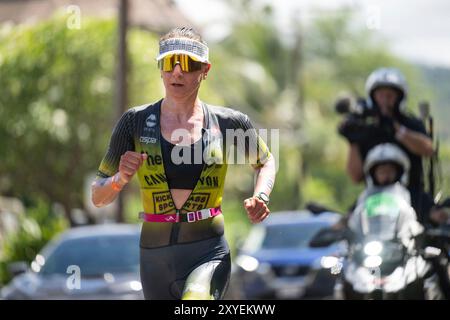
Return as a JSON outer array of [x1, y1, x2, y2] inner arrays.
[[308, 183, 445, 299]]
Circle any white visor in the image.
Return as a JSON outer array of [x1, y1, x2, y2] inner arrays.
[[156, 38, 209, 63]]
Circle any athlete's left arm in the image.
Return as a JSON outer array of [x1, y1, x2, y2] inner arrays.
[[243, 152, 276, 224], [233, 111, 276, 223], [252, 153, 276, 199], [394, 122, 434, 157]]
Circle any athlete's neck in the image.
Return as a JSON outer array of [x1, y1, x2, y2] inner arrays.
[[161, 96, 203, 121]]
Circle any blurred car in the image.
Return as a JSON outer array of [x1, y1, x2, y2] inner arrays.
[[229, 211, 345, 300], [1, 224, 143, 300]]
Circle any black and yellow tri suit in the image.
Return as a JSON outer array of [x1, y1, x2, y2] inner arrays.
[[96, 99, 271, 299]]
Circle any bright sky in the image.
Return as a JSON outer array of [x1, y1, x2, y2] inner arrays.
[[174, 0, 450, 68]]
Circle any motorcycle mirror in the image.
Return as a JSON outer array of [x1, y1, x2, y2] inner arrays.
[[306, 201, 343, 216], [309, 227, 345, 248], [306, 202, 333, 215]]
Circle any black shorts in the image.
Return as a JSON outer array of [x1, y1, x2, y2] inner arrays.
[[140, 235, 231, 300]]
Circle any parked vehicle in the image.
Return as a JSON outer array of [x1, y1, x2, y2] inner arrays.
[[230, 211, 344, 299], [1, 224, 143, 300]]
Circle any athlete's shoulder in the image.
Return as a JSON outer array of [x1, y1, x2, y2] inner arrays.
[[129, 100, 162, 115], [124, 100, 163, 127], [205, 104, 249, 123]]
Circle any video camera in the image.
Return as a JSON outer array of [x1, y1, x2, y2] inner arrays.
[[335, 95, 395, 144], [335, 96, 375, 118]]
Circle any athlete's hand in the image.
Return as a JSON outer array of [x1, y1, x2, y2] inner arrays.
[[118, 151, 148, 184], [243, 197, 270, 224]]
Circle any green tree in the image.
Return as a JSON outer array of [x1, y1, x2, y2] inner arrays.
[[209, 1, 438, 214], [0, 16, 163, 224]]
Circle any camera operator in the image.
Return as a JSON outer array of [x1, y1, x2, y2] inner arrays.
[[338, 68, 433, 220]]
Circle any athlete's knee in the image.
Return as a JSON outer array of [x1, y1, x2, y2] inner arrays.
[[182, 282, 214, 300], [181, 260, 228, 300]]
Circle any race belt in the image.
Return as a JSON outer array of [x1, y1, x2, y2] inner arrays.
[[139, 207, 222, 223]]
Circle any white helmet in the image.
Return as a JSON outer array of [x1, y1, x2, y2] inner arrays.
[[364, 143, 410, 186], [365, 68, 408, 112]]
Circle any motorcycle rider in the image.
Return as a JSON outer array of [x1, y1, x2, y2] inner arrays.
[[347, 143, 443, 299], [330, 143, 412, 231], [353, 143, 413, 213], [339, 68, 433, 222]]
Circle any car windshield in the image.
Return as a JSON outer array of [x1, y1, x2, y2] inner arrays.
[[262, 222, 330, 249], [39, 234, 139, 277], [244, 221, 331, 252]]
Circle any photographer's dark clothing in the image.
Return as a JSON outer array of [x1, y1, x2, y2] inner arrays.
[[357, 114, 426, 189]]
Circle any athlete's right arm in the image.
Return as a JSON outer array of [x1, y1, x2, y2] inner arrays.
[[91, 109, 146, 207], [92, 151, 147, 207]]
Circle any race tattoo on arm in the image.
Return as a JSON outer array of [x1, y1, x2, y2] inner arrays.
[[266, 178, 274, 191]]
